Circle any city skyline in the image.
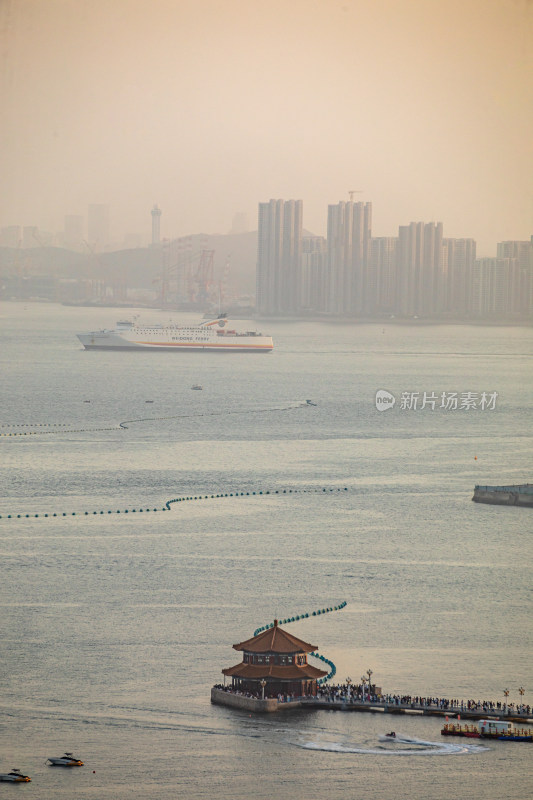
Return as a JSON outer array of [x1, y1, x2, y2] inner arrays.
[[1, 193, 531, 258], [256, 198, 532, 319], [1, 0, 532, 257]]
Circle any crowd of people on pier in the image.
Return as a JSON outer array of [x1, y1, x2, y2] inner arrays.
[[315, 683, 531, 716], [212, 684, 298, 702], [213, 683, 531, 716]]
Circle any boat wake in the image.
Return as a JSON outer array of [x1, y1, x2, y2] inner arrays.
[[294, 733, 488, 756]]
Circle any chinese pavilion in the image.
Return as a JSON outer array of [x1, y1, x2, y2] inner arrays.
[[222, 620, 328, 698]]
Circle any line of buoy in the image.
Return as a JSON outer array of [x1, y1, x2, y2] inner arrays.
[[165, 487, 348, 510], [310, 651, 337, 683], [1, 401, 313, 437], [0, 488, 349, 520], [1, 427, 120, 437], [253, 600, 347, 636], [252, 601, 347, 683], [0, 423, 70, 428]]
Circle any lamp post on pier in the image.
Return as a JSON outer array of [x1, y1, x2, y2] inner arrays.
[[503, 688, 509, 713], [367, 669, 373, 698], [260, 679, 266, 700], [360, 676, 368, 702], [346, 677, 352, 703]]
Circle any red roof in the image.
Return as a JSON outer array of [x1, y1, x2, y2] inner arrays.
[[222, 662, 328, 680], [233, 621, 318, 654]]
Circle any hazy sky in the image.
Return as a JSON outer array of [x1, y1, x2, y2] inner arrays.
[[1, 0, 532, 254]]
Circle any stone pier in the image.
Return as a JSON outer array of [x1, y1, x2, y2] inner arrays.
[[211, 688, 532, 723], [211, 687, 302, 713]]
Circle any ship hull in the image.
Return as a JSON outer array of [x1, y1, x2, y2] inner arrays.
[[77, 332, 273, 352], [77, 335, 273, 352]]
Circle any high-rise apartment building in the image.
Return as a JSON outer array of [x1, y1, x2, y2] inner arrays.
[[496, 240, 533, 316], [326, 201, 372, 314], [87, 204, 110, 251], [397, 222, 443, 316], [368, 236, 398, 314], [301, 235, 327, 311], [256, 199, 302, 314], [471, 257, 523, 316], [442, 238, 476, 316]]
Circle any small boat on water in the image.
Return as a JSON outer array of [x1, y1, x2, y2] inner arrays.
[[442, 720, 532, 741], [0, 769, 31, 782], [47, 752, 84, 766], [191, 384, 203, 390]]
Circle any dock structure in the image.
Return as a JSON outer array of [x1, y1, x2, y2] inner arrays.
[[213, 617, 531, 723], [473, 484, 533, 507], [211, 688, 532, 722]]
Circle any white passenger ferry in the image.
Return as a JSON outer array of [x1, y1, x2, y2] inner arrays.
[[77, 317, 273, 352]]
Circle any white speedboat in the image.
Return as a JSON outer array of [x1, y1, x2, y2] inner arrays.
[[0, 769, 31, 782], [47, 752, 84, 766]]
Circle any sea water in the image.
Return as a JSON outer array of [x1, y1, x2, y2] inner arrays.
[[0, 303, 531, 799]]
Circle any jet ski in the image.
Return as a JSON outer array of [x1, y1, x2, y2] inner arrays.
[[385, 731, 396, 738], [47, 752, 84, 766], [0, 769, 31, 782]]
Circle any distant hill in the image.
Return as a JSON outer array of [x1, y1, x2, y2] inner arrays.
[[0, 230, 259, 296], [0, 228, 320, 297]]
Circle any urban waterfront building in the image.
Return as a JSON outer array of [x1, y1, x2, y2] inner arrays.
[[301, 235, 327, 311], [326, 201, 372, 314], [256, 199, 302, 314], [442, 238, 476, 316], [368, 236, 398, 314], [471, 257, 517, 316], [496, 240, 533, 316], [396, 222, 443, 316]]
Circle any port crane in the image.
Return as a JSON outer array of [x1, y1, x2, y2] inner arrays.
[[153, 247, 216, 307], [189, 249, 215, 304]]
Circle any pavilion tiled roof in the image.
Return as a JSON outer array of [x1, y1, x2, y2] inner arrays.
[[222, 662, 328, 680], [232, 621, 318, 654]]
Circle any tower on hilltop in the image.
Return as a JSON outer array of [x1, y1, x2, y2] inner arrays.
[[151, 204, 162, 247]]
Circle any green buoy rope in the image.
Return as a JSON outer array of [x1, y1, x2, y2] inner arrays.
[[253, 601, 347, 683], [0, 488, 348, 520]]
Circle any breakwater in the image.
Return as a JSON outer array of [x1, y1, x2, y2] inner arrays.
[[473, 484, 533, 507]]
